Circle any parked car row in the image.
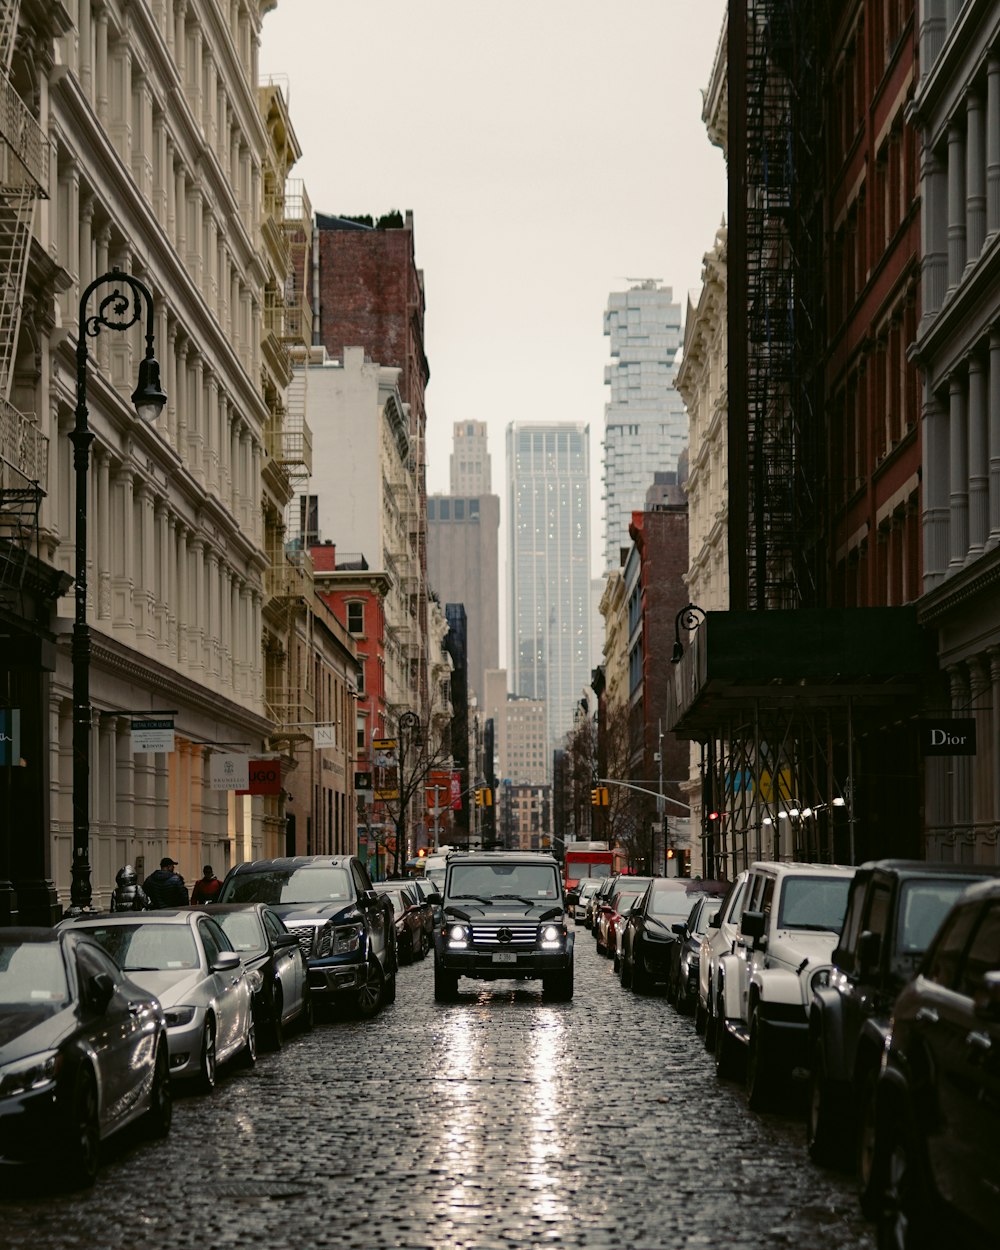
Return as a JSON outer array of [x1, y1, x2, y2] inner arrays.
[[637, 856, 1000, 1250], [0, 854, 436, 1189]]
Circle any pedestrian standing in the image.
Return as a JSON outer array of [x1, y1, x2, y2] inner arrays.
[[191, 865, 223, 905], [110, 864, 151, 912], [143, 857, 190, 908]]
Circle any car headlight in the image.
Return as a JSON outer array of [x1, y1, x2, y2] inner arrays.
[[810, 968, 831, 993], [163, 1006, 198, 1028], [333, 923, 364, 955], [246, 970, 263, 995], [540, 923, 564, 949], [0, 1049, 62, 1098], [447, 923, 470, 948]]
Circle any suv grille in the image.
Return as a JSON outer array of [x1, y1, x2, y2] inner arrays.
[[286, 925, 315, 957], [470, 922, 537, 946]]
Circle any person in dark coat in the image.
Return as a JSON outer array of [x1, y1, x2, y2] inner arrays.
[[143, 857, 189, 908], [110, 864, 151, 912], [191, 865, 222, 905]]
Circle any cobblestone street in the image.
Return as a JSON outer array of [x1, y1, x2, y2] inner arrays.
[[0, 927, 875, 1250]]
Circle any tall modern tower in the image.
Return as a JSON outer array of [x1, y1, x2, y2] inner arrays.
[[507, 422, 592, 762], [603, 281, 687, 569], [450, 420, 491, 495]]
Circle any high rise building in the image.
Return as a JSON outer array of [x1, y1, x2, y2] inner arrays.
[[450, 420, 491, 495], [507, 422, 592, 760], [603, 281, 687, 570], [426, 423, 500, 704]]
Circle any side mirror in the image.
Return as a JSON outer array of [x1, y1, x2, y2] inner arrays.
[[273, 932, 300, 949], [857, 929, 882, 975], [974, 970, 1000, 1021], [741, 910, 766, 941], [671, 923, 687, 936], [708, 911, 721, 929], [426, 891, 442, 905], [89, 971, 116, 1012], [211, 950, 241, 973]]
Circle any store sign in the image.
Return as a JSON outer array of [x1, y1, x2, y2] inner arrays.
[[238, 759, 282, 795], [355, 771, 373, 790], [131, 718, 175, 754], [920, 718, 977, 756], [209, 753, 250, 790], [314, 724, 337, 749]]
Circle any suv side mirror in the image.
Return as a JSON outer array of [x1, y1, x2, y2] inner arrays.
[[974, 970, 1000, 1021], [671, 922, 687, 936], [426, 891, 442, 905], [741, 910, 766, 941], [857, 929, 882, 975], [708, 911, 721, 929]]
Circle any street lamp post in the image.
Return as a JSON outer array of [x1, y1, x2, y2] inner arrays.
[[70, 269, 167, 912], [394, 710, 421, 877]]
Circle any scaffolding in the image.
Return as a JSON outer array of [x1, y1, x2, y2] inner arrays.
[[742, 0, 827, 610]]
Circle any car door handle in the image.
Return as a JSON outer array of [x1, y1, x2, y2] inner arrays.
[[915, 1006, 939, 1025], [967, 1031, 992, 1058]]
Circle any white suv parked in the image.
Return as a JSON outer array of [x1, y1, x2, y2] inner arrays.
[[714, 861, 856, 1110], [696, 870, 749, 1049]]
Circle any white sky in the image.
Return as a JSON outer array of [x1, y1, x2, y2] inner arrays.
[[260, 1, 728, 661]]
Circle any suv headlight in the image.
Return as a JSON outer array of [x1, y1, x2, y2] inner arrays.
[[0, 1049, 61, 1098], [333, 923, 364, 955], [447, 923, 470, 948], [540, 923, 564, 949]]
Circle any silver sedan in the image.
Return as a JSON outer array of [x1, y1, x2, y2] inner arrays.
[[59, 909, 257, 1092]]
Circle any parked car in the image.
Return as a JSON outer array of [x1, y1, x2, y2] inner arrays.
[[59, 909, 257, 1092], [590, 874, 622, 953], [618, 879, 698, 990], [665, 891, 729, 1012], [432, 851, 573, 1001], [697, 870, 750, 1046], [0, 927, 171, 1187], [409, 875, 444, 927], [607, 882, 654, 971], [806, 859, 1000, 1213], [574, 880, 601, 926], [218, 855, 396, 1018], [597, 877, 652, 958], [374, 883, 428, 963], [209, 903, 313, 1048], [870, 878, 1000, 1250], [714, 860, 855, 1108]]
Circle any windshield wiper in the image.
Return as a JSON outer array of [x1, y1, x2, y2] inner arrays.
[[449, 894, 492, 904], [491, 894, 538, 906]]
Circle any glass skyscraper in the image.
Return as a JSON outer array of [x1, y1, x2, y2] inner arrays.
[[507, 422, 592, 765]]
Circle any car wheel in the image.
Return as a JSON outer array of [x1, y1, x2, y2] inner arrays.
[[419, 930, 430, 960], [694, 997, 708, 1036], [239, 1015, 257, 1068], [876, 1107, 935, 1250], [632, 951, 652, 995], [65, 1066, 100, 1189], [806, 1038, 845, 1167], [198, 1017, 217, 1093], [267, 986, 284, 1050], [619, 948, 633, 988], [434, 960, 459, 1002], [355, 954, 385, 1019], [543, 964, 573, 1001], [714, 991, 742, 1081], [857, 1069, 883, 1217], [143, 1040, 172, 1139], [746, 1008, 776, 1111]]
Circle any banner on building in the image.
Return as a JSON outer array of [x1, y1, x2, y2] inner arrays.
[[372, 738, 398, 767], [0, 709, 20, 767], [450, 771, 462, 810], [209, 753, 250, 790], [131, 718, 175, 754]]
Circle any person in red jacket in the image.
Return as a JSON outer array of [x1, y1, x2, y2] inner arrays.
[[191, 865, 222, 905]]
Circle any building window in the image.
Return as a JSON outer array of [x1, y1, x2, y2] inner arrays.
[[356, 715, 366, 751], [440, 499, 450, 520], [454, 499, 465, 520], [347, 602, 364, 635]]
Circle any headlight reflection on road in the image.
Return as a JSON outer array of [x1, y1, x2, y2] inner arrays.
[[437, 1006, 480, 1221], [526, 1011, 569, 1224]]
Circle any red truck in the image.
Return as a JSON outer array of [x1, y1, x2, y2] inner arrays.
[[563, 841, 614, 905]]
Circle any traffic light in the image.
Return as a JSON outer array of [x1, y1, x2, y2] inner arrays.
[[483, 787, 493, 807], [417, 848, 426, 858], [591, 786, 609, 806], [475, 789, 483, 807]]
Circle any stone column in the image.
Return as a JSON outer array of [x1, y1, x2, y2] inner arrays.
[[79, 0, 93, 104], [167, 512, 178, 662], [968, 352, 989, 557], [96, 448, 111, 620], [189, 354, 204, 480], [989, 328, 1000, 552], [989, 647, 1000, 825], [988, 56, 1000, 237], [205, 546, 220, 678], [111, 463, 135, 632], [79, 195, 94, 297], [176, 525, 189, 664], [173, 0, 187, 81], [948, 372, 969, 571], [95, 0, 109, 124], [968, 655, 990, 830], [947, 119, 967, 290], [94, 224, 111, 371], [156, 498, 170, 651], [174, 337, 188, 456], [922, 384, 950, 587], [190, 536, 205, 670], [967, 91, 986, 265]]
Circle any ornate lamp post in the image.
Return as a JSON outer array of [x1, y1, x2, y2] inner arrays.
[[671, 603, 707, 663], [70, 269, 167, 911], [393, 710, 421, 877]]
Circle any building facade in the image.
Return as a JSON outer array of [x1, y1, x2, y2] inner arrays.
[[507, 421, 592, 760], [450, 418, 491, 496], [603, 281, 687, 570]]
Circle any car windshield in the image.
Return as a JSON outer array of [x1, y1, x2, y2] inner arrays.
[[221, 867, 352, 905], [213, 912, 267, 955], [568, 863, 611, 879], [650, 889, 699, 918], [448, 863, 560, 901], [81, 923, 200, 971], [579, 882, 600, 898], [776, 876, 852, 932], [896, 879, 979, 959], [0, 939, 69, 1010], [613, 891, 645, 913]]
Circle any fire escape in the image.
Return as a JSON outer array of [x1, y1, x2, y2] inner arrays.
[[0, 0, 49, 604]]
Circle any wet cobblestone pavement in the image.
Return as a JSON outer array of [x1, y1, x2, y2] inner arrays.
[[0, 927, 875, 1249]]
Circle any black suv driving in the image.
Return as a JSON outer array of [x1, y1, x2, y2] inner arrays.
[[806, 857, 1000, 1209], [431, 852, 574, 1001], [218, 855, 395, 1018]]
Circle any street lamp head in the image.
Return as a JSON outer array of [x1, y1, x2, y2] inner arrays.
[[131, 351, 167, 423]]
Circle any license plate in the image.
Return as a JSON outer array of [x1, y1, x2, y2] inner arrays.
[[491, 952, 517, 964]]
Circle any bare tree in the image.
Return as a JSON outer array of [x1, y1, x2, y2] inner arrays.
[[376, 716, 453, 877], [602, 699, 644, 867]]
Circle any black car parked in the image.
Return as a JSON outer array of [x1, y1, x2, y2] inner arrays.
[[665, 892, 726, 1013], [218, 856, 396, 1018], [619, 879, 714, 993], [806, 858, 1000, 1213], [373, 883, 428, 963], [209, 903, 313, 1048], [0, 927, 171, 1187], [871, 878, 1000, 1250]]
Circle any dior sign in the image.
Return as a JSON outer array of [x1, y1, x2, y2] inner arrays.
[[920, 719, 977, 756]]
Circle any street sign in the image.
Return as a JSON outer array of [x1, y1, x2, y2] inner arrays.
[[130, 717, 175, 753], [375, 788, 399, 801]]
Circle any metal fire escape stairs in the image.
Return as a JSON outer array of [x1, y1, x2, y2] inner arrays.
[[0, 0, 50, 603]]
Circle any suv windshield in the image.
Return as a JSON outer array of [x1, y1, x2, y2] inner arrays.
[[221, 867, 352, 906], [448, 862, 560, 902], [776, 876, 851, 932], [897, 878, 978, 959]]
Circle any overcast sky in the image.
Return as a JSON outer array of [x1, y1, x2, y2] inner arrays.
[[260, 1, 728, 656]]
